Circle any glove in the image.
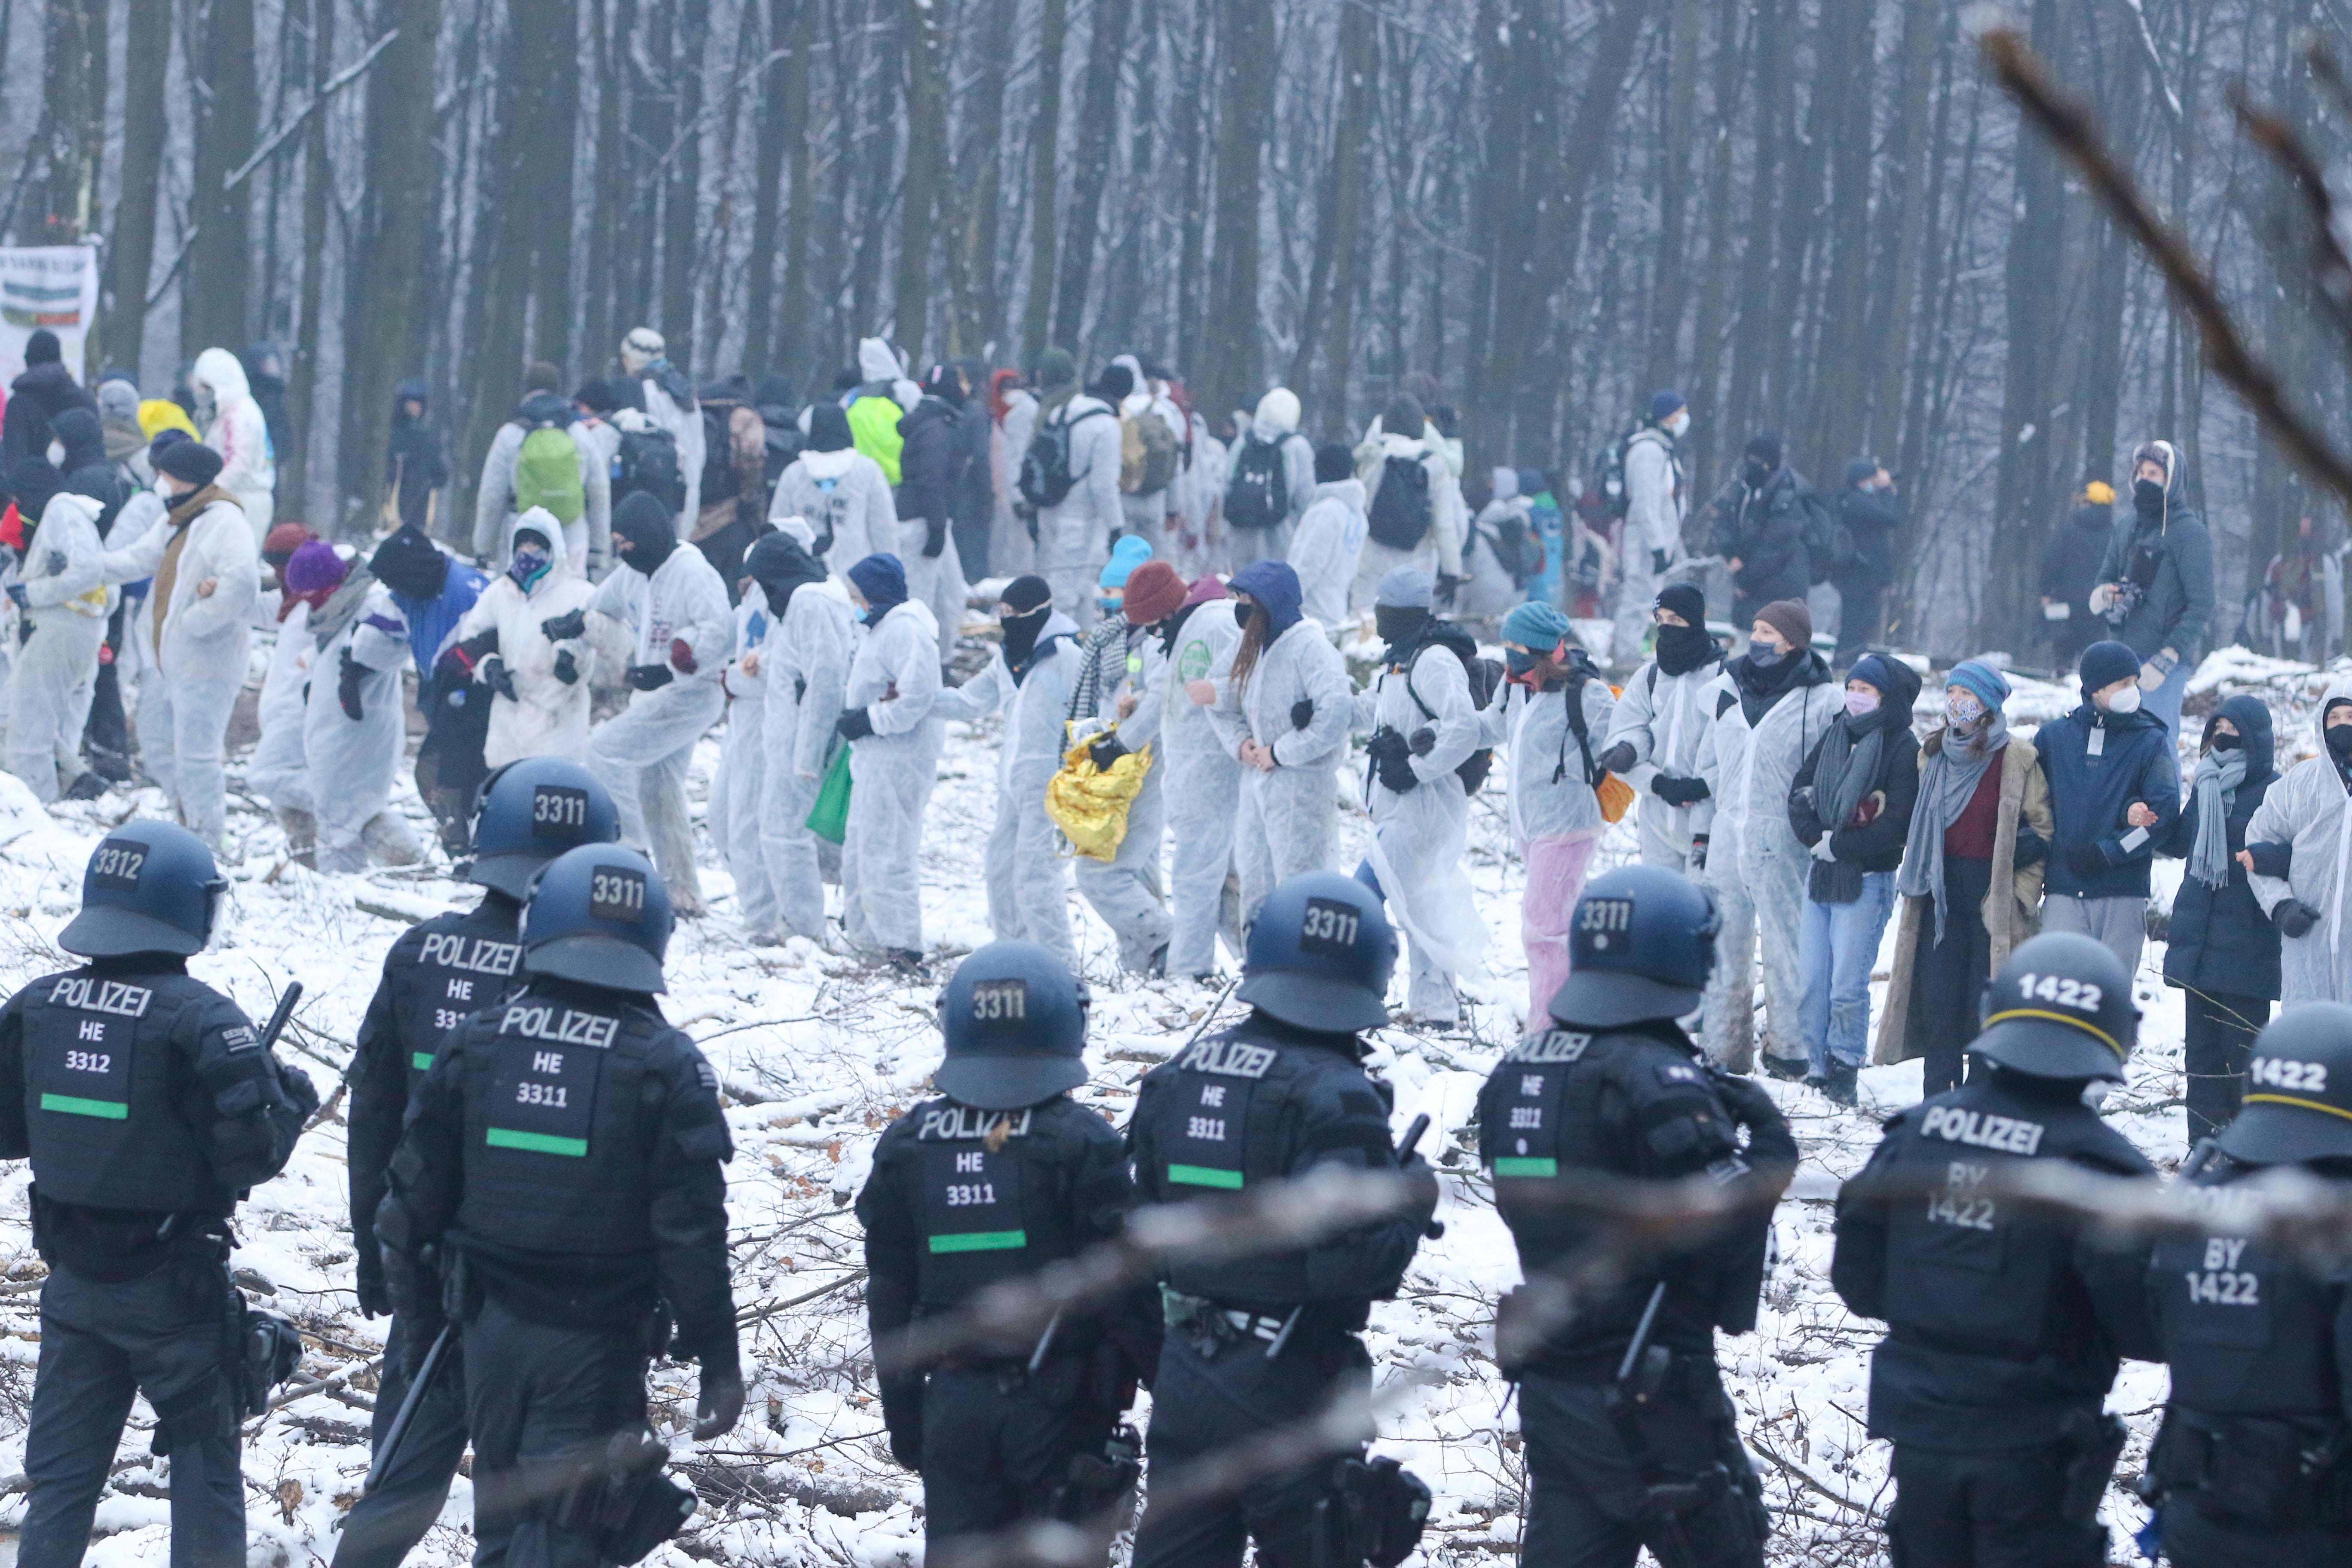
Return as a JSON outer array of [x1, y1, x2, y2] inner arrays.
[[1089, 733, 1129, 770], [2245, 840, 2292, 879], [1810, 834, 1836, 863], [338, 650, 366, 721], [1377, 749, 1419, 796], [552, 648, 579, 685], [1290, 698, 1315, 730], [1690, 834, 1708, 872], [1409, 726, 1436, 757], [880, 1379, 925, 1470], [1652, 548, 1670, 575], [837, 707, 876, 741], [3, 584, 24, 609], [2275, 900, 2321, 939], [539, 608, 587, 641], [2088, 583, 2117, 615], [2012, 825, 2049, 869], [1434, 573, 1461, 608], [481, 655, 518, 702], [670, 636, 698, 675], [626, 662, 674, 691], [694, 1362, 746, 1440], [354, 1250, 392, 1319], [2064, 842, 2108, 878], [379, 1243, 426, 1320], [1400, 1153, 1441, 1229], [922, 518, 948, 559], [1596, 741, 1637, 775], [1652, 774, 1710, 807]]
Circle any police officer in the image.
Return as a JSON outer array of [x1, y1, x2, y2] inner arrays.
[[1480, 864, 1793, 1568], [2138, 1003, 2352, 1567], [856, 940, 1157, 1565], [1127, 870, 1439, 1568], [1833, 930, 2156, 1568], [0, 822, 317, 1568], [374, 843, 741, 1568], [337, 757, 621, 1568]]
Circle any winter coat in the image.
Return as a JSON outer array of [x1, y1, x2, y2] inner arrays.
[[892, 396, 967, 546], [2035, 700, 2180, 900], [1289, 479, 1369, 633], [1485, 674, 1620, 841], [15, 492, 114, 629], [2096, 452, 2215, 665], [471, 394, 613, 572], [951, 393, 994, 541], [1874, 734, 2053, 1065], [770, 448, 897, 580], [1160, 600, 1244, 762], [1037, 395, 1125, 573], [52, 411, 129, 538], [1697, 652, 1842, 873], [1622, 427, 1685, 563], [2042, 504, 2113, 618], [1834, 484, 1900, 590], [1206, 613, 1354, 772], [2, 362, 96, 469], [1226, 421, 1317, 536], [589, 539, 735, 685], [2245, 674, 2352, 1004], [454, 510, 602, 766], [386, 381, 450, 535], [2156, 693, 2281, 1000], [1788, 659, 1923, 901], [99, 490, 257, 684], [191, 347, 275, 534], [1712, 465, 1818, 609], [845, 599, 944, 759], [754, 579, 855, 784]]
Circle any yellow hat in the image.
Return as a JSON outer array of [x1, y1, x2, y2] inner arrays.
[[2083, 481, 2114, 506], [136, 398, 199, 441]]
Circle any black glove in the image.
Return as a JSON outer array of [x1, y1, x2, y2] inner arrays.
[[2245, 841, 2293, 879], [837, 707, 876, 741], [1434, 573, 1461, 608], [1690, 834, 1708, 872], [354, 1252, 391, 1320], [2012, 825, 2049, 869], [1652, 774, 1709, 807], [2275, 900, 2321, 939], [1652, 548, 1670, 575], [1409, 726, 1436, 757], [626, 662, 674, 691], [923, 518, 948, 559], [1290, 698, 1315, 730], [552, 648, 579, 685], [2064, 842, 2108, 879], [880, 1378, 925, 1470], [379, 1243, 426, 1321], [1377, 749, 1419, 795], [693, 1361, 746, 1439], [1400, 1153, 1441, 1229], [1089, 733, 1129, 770], [539, 608, 587, 641], [481, 655, 518, 702], [1596, 741, 1637, 775], [338, 649, 366, 721]]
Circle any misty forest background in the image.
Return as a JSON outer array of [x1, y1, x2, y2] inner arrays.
[[0, 0, 2345, 657]]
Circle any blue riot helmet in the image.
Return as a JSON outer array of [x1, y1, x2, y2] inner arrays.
[[2215, 1003, 2352, 1164], [518, 844, 674, 994], [467, 757, 622, 898], [1547, 865, 1719, 1029], [58, 821, 228, 958], [1238, 871, 1397, 1032], [1972, 931, 2137, 1082], [934, 941, 1091, 1111]]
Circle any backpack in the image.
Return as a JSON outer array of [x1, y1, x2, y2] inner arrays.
[[1484, 509, 1545, 589], [1120, 410, 1180, 494], [1019, 405, 1113, 510], [1366, 454, 1433, 551], [700, 404, 740, 504], [1225, 435, 1289, 533], [1592, 424, 1641, 520], [612, 426, 685, 515], [1558, 652, 1634, 823], [514, 422, 585, 524], [1801, 488, 1853, 584], [1400, 622, 1503, 795]]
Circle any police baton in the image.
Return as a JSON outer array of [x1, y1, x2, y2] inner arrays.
[[365, 1322, 455, 1492], [258, 982, 303, 1052]]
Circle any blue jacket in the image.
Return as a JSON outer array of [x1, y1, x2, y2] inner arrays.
[[2156, 694, 2281, 999], [2037, 701, 2180, 900]]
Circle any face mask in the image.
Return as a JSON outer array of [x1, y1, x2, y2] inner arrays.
[[1098, 596, 1121, 613], [1744, 460, 1772, 488], [1844, 688, 1880, 718], [2329, 724, 2352, 760], [2134, 478, 2165, 514], [508, 545, 550, 589], [1746, 638, 1785, 668], [2209, 731, 2242, 753], [1664, 411, 1689, 439], [1375, 604, 1430, 647], [1946, 691, 1986, 729], [1505, 649, 1537, 680], [2103, 685, 2142, 714], [1653, 621, 1716, 675]]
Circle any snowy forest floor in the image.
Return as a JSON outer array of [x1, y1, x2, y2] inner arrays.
[[0, 635, 2338, 1568]]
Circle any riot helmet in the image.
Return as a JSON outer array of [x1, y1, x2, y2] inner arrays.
[[934, 941, 1091, 1111], [1547, 865, 1719, 1029], [1238, 872, 1397, 1033], [518, 845, 673, 994], [468, 757, 623, 898], [1970, 931, 2136, 1081], [58, 821, 227, 958], [2215, 1002, 2352, 1164]]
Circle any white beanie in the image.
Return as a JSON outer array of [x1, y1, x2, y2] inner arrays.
[[1255, 387, 1301, 433]]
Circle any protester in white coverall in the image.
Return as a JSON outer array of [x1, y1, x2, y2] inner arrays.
[[1070, 556, 1186, 973], [1289, 443, 1369, 638], [1612, 390, 1691, 668], [711, 582, 775, 935], [1161, 573, 1246, 979], [1597, 582, 1723, 873], [2245, 673, 2352, 1004], [303, 569, 423, 873], [1350, 392, 1467, 612], [744, 522, 855, 943], [620, 326, 704, 535], [770, 402, 894, 581], [190, 347, 275, 543], [995, 378, 1039, 577], [1103, 355, 1185, 555], [248, 537, 347, 861], [1350, 568, 1486, 1025], [4, 490, 112, 801], [588, 491, 735, 913], [1694, 597, 1842, 1075], [1224, 387, 1317, 567], [453, 508, 600, 767], [471, 389, 613, 577], [834, 553, 943, 969], [1035, 370, 1124, 630], [1208, 559, 1354, 925], [933, 574, 1083, 963], [96, 438, 255, 847]]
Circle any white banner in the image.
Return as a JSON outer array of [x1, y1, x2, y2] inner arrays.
[[0, 246, 99, 386]]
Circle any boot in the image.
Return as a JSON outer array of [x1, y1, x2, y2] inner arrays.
[[1761, 1053, 1810, 1083], [360, 810, 424, 867], [1823, 1060, 1859, 1107], [275, 806, 319, 868], [62, 772, 107, 801]]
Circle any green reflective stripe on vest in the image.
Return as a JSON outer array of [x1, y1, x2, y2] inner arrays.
[[1168, 1163, 1245, 1190], [413, 1052, 435, 1072], [487, 1127, 589, 1157], [927, 1230, 1028, 1254], [1494, 1156, 1559, 1177], [40, 1093, 128, 1120]]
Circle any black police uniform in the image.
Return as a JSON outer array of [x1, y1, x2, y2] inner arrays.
[[857, 1094, 1153, 1560], [0, 957, 315, 1568], [1832, 1068, 2153, 1567], [1126, 1011, 1433, 1568], [375, 974, 737, 1568], [336, 891, 526, 1568], [1482, 1020, 1793, 1568]]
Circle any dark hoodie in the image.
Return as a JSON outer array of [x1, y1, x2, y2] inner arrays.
[[2156, 692, 2282, 999], [54, 408, 129, 537], [1229, 559, 1305, 639], [1789, 657, 1924, 901], [388, 377, 450, 533], [893, 396, 966, 554], [4, 361, 98, 469], [2096, 441, 2214, 665], [744, 529, 827, 618]]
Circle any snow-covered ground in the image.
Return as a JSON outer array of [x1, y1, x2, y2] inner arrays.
[[0, 637, 2324, 1568]]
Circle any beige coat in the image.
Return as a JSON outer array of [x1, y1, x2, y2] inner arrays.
[[1874, 732, 2054, 1065]]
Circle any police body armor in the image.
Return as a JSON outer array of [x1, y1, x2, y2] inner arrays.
[[906, 1096, 1088, 1310], [21, 967, 248, 1213], [387, 903, 525, 1087]]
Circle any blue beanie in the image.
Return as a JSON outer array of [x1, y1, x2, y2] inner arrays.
[[1100, 534, 1153, 588], [1945, 658, 2011, 714], [1649, 389, 1686, 424], [1502, 600, 1574, 651], [1847, 653, 1898, 696], [2077, 641, 2140, 699]]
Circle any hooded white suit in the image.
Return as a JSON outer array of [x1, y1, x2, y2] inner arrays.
[[453, 508, 601, 767], [191, 347, 275, 542]]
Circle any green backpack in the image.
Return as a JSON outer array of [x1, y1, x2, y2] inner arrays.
[[514, 422, 585, 525]]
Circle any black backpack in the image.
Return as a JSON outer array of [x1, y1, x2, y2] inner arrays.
[[1591, 424, 1641, 520], [1401, 621, 1504, 795], [1485, 511, 1545, 589], [613, 426, 685, 514], [1225, 435, 1290, 532], [1366, 454, 1432, 550], [1018, 405, 1113, 510], [1801, 488, 1854, 584]]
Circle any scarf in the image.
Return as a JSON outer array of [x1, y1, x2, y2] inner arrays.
[[151, 484, 236, 654], [1896, 711, 2009, 944], [2188, 746, 2250, 890], [1809, 710, 1888, 856], [1654, 622, 1718, 677]]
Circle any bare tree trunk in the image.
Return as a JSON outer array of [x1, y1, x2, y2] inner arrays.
[[34, 0, 105, 246], [849, 3, 897, 344], [1642, 0, 1703, 391], [894, 0, 948, 359], [778, 0, 812, 375], [1171, 0, 1211, 375], [1094, 4, 1157, 356], [949, 0, 1014, 359], [1684, 4, 1748, 502], [534, 0, 582, 370], [1050, 0, 1130, 356], [1862, 0, 1939, 461], [1724, 0, 1790, 458], [184, 0, 259, 353], [286, 0, 337, 511], [1806, 0, 1875, 472], [1200, 0, 1274, 421], [584, 0, 628, 363], [661, 0, 710, 352], [103, 0, 174, 373], [1020, 0, 1069, 364], [1287, 0, 1373, 427], [699, 0, 756, 370], [742, 0, 797, 376]]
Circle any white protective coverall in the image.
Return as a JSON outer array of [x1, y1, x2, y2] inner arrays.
[[1458, 496, 1532, 621], [191, 348, 275, 542], [2247, 674, 2352, 1004], [1036, 396, 1124, 629], [632, 363, 704, 536], [1225, 416, 1317, 564], [934, 616, 1084, 963], [1070, 619, 1175, 972], [711, 594, 774, 934], [1352, 640, 1488, 1022], [454, 509, 600, 767], [1601, 654, 1724, 873], [841, 598, 945, 954], [588, 542, 734, 911], [1112, 358, 1188, 556], [303, 581, 423, 873], [470, 418, 614, 577], [1695, 661, 1844, 1071], [770, 449, 897, 581], [99, 489, 256, 845], [1289, 479, 1369, 638], [248, 594, 320, 825], [1483, 675, 1620, 1026], [758, 577, 856, 941], [6, 492, 113, 800], [1207, 614, 1354, 924], [1160, 598, 1246, 978], [995, 390, 1039, 578], [1349, 427, 1467, 611], [1612, 427, 1686, 666]]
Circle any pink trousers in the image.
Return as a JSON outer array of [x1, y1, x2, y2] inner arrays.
[[1524, 829, 1605, 1024]]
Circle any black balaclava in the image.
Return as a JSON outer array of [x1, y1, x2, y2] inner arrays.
[[1653, 582, 1716, 677], [999, 574, 1055, 677], [612, 491, 679, 573], [806, 403, 854, 454], [1743, 430, 1782, 489], [1374, 603, 1430, 652], [745, 529, 827, 617], [2328, 702, 2352, 766], [369, 525, 450, 601], [2134, 476, 2165, 520]]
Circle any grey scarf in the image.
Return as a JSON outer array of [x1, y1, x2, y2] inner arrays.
[[1896, 711, 2009, 944], [1810, 710, 1887, 853], [2188, 747, 2249, 890]]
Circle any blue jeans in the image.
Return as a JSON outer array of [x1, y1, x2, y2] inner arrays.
[[1799, 871, 1897, 1074], [2143, 655, 2190, 750]]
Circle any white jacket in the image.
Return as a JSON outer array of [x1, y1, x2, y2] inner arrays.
[[1487, 678, 1620, 840], [845, 599, 944, 756], [762, 579, 858, 781], [1697, 665, 1844, 873], [257, 597, 318, 751], [771, 449, 897, 580], [192, 348, 274, 536], [591, 540, 734, 683], [934, 615, 1084, 793], [1207, 617, 1354, 770], [1289, 480, 1368, 633], [456, 508, 602, 766], [100, 492, 257, 684], [1228, 421, 1317, 532], [1623, 427, 1686, 561], [1602, 655, 1724, 839], [1036, 396, 1124, 572], [1357, 429, 1467, 577], [2246, 673, 2352, 1002], [18, 493, 114, 626]]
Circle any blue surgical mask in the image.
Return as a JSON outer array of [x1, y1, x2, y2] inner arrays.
[[1505, 649, 1537, 678], [1747, 638, 1786, 668], [1099, 596, 1122, 613]]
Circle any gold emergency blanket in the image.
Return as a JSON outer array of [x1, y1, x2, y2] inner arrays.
[[1044, 730, 1155, 862]]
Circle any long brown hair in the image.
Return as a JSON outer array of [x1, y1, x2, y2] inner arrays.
[[1229, 598, 1272, 694]]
